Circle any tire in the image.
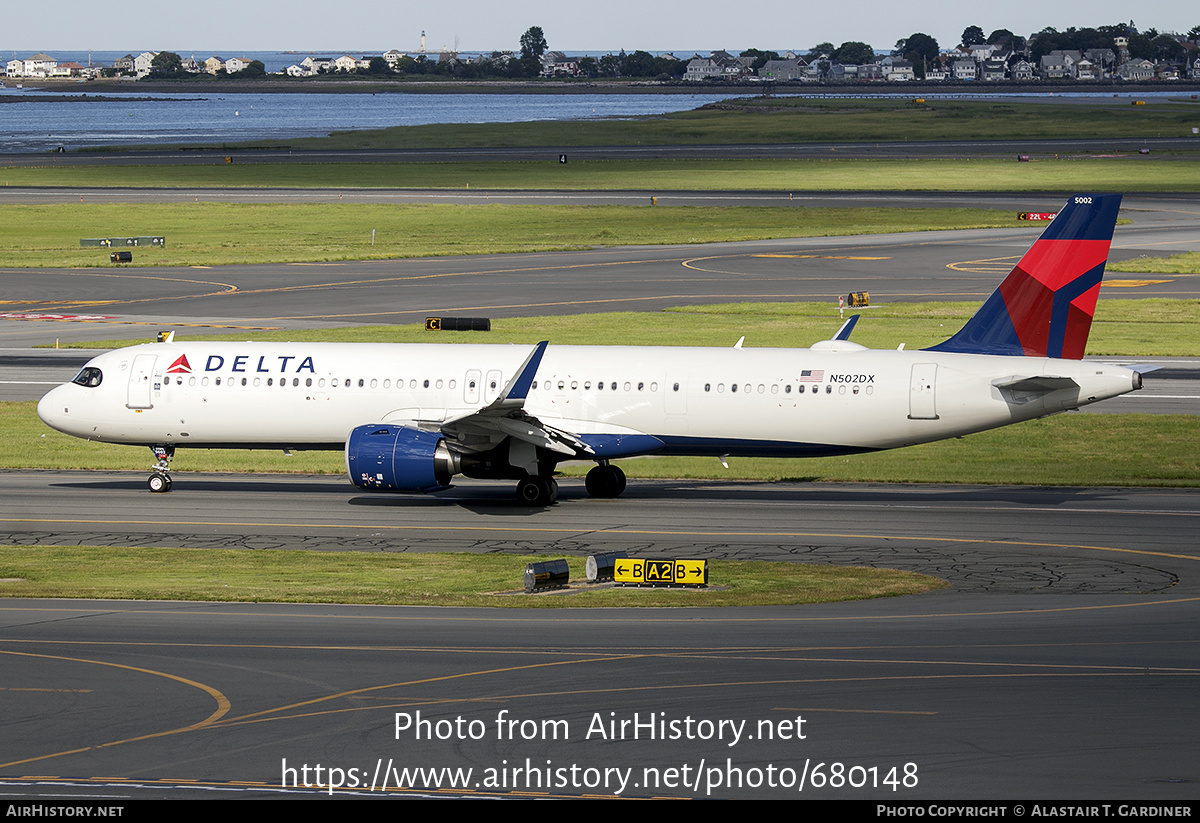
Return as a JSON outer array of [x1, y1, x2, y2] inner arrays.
[[148, 472, 171, 493], [517, 477, 553, 506], [585, 465, 626, 498]]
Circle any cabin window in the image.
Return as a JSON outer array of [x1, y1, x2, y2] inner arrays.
[[307, 378, 313, 387], [731, 384, 738, 393], [757, 384, 764, 394], [704, 383, 711, 392], [597, 382, 604, 391], [253, 378, 261, 387], [637, 382, 644, 391], [571, 381, 578, 390], [293, 378, 300, 387], [584, 381, 591, 390], [242, 378, 248, 386], [318, 379, 325, 388], [449, 379, 456, 389], [345, 379, 351, 388], [370, 378, 378, 388], [673, 383, 680, 392], [784, 384, 791, 394], [215, 377, 221, 386], [771, 384, 779, 395], [623, 382, 631, 392], [825, 385, 832, 394], [360, 379, 366, 388]]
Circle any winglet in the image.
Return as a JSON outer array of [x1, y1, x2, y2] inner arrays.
[[833, 314, 860, 341], [489, 341, 547, 410], [925, 194, 1122, 359]]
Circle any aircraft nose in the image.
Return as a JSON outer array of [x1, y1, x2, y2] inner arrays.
[[37, 384, 73, 433]]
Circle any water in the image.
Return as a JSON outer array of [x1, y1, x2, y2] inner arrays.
[[0, 86, 733, 152]]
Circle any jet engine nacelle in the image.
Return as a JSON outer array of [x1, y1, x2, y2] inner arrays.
[[345, 424, 459, 492]]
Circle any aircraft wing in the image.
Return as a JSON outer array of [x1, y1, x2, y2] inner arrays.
[[439, 341, 595, 458]]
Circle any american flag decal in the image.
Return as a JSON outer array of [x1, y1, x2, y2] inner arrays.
[[798, 370, 824, 382]]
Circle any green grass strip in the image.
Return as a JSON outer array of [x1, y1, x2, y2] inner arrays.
[[0, 203, 1026, 267], [0, 546, 945, 607], [6, 157, 1199, 192], [1110, 251, 1200, 274]]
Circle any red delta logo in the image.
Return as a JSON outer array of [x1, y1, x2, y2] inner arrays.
[[166, 354, 192, 374]]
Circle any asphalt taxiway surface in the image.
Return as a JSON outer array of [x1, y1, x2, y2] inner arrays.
[[2, 475, 1198, 799]]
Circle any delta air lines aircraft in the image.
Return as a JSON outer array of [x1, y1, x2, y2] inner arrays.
[[38, 194, 1142, 505]]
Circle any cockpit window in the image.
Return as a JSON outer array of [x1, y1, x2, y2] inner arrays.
[[71, 367, 103, 388]]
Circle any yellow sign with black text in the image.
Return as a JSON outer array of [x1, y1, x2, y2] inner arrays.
[[614, 558, 708, 587]]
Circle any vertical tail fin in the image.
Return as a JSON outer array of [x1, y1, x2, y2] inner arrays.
[[925, 194, 1122, 359]]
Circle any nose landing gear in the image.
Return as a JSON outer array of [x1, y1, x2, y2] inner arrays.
[[148, 445, 174, 493]]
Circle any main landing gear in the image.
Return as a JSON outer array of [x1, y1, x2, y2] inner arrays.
[[148, 445, 174, 493], [516, 476, 559, 506]]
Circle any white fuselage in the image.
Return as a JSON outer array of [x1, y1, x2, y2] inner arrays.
[[37, 341, 1140, 458]]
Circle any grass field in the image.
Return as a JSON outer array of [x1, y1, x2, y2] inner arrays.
[[0, 203, 1028, 267], [0, 546, 945, 607], [7, 156, 1199, 193]]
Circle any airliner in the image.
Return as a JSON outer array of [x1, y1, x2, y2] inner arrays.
[[38, 194, 1142, 505]]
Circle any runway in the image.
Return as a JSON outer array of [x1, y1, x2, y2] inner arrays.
[[2, 189, 1198, 800], [2, 475, 1198, 799]]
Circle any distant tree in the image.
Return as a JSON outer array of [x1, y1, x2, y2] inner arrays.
[[807, 42, 836, 59], [576, 56, 598, 77], [520, 26, 548, 61], [149, 51, 184, 78], [1188, 25, 1200, 40], [231, 60, 265, 78], [834, 41, 875, 64], [619, 50, 656, 77], [987, 28, 1015, 46], [961, 26, 986, 47], [597, 53, 621, 77], [1151, 34, 1185, 61], [367, 56, 391, 76], [739, 48, 779, 70], [897, 33, 939, 77]]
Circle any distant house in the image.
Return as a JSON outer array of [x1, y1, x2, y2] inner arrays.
[[5, 59, 24, 77], [1011, 59, 1037, 82], [133, 52, 157, 78], [113, 54, 135, 75], [540, 51, 579, 77], [204, 56, 224, 75], [19, 52, 58, 78], [1117, 59, 1154, 81], [50, 62, 86, 78], [981, 59, 1007, 81], [758, 59, 806, 81], [952, 58, 978, 81], [885, 59, 915, 82], [332, 54, 364, 72]]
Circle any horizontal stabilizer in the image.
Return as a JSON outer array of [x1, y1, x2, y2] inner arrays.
[[992, 376, 1079, 393]]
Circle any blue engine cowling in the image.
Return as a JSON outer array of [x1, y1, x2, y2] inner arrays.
[[345, 424, 459, 492]]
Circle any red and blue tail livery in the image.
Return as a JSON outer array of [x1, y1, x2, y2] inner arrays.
[[927, 194, 1121, 359]]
